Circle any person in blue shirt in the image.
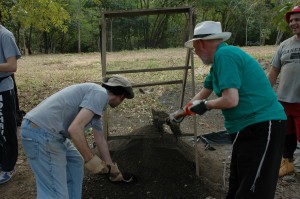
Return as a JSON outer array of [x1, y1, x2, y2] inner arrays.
[[0, 19, 21, 184], [178, 21, 287, 199]]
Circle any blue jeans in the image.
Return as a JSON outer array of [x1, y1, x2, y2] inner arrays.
[[20, 119, 84, 199]]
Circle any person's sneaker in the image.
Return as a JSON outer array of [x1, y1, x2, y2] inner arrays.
[[294, 144, 300, 173], [279, 158, 295, 177], [0, 168, 16, 184], [294, 157, 300, 173]]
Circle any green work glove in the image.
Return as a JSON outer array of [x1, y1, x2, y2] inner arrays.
[[84, 155, 109, 174]]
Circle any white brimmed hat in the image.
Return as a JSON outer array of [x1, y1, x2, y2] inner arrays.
[[102, 75, 134, 99], [185, 21, 232, 48]]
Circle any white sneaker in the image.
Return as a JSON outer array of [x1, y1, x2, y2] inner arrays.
[[294, 158, 300, 173], [0, 167, 16, 184]]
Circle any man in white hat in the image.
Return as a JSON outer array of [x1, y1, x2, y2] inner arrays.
[[175, 21, 287, 198], [20, 75, 134, 199], [268, 5, 300, 177]]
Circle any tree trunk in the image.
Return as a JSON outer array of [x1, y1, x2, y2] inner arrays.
[[22, 33, 28, 55], [60, 32, 65, 53], [245, 18, 248, 46], [275, 31, 284, 45], [110, 19, 113, 52], [27, 25, 33, 55], [43, 31, 49, 54], [77, 0, 81, 53], [78, 22, 81, 53]]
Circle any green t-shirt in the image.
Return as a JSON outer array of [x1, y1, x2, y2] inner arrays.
[[204, 43, 286, 133]]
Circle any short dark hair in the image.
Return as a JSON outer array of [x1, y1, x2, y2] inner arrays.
[[102, 84, 129, 97]]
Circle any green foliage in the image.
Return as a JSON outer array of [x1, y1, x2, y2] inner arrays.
[[0, 0, 16, 23], [2, 0, 300, 53], [11, 0, 70, 32]]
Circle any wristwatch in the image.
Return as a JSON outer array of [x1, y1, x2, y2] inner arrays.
[[204, 100, 211, 110]]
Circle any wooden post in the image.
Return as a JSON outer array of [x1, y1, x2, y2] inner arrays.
[[101, 13, 109, 139], [188, 9, 199, 177]]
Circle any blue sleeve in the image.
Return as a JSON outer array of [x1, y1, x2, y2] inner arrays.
[[2, 34, 21, 59]]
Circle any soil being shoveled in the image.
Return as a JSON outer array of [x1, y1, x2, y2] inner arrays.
[[82, 125, 225, 199]]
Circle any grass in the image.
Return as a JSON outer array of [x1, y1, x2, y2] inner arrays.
[[16, 46, 277, 131]]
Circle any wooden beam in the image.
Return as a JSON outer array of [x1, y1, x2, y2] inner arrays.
[[103, 7, 191, 18], [105, 66, 192, 74], [132, 80, 182, 87], [107, 133, 194, 141], [93, 80, 183, 87]]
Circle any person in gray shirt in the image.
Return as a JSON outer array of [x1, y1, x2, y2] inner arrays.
[[20, 75, 134, 199], [268, 5, 300, 177], [0, 19, 21, 184]]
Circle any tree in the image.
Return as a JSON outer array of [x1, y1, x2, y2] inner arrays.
[[11, 0, 70, 54], [3, 0, 299, 53]]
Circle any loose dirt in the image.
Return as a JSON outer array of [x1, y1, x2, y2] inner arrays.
[[83, 127, 225, 199]]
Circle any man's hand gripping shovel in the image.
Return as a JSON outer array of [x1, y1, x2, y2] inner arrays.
[[166, 100, 210, 127]]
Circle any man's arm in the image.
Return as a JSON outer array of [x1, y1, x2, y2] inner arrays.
[[0, 56, 18, 72], [93, 128, 113, 165], [267, 66, 280, 87], [191, 87, 213, 101], [68, 108, 95, 162], [205, 88, 239, 110], [189, 87, 238, 110]]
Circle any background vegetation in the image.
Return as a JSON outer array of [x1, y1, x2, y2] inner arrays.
[[1, 0, 300, 54]]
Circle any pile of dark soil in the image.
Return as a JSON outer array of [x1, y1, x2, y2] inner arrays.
[[82, 126, 225, 199]]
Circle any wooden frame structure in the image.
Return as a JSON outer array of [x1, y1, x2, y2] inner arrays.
[[100, 7, 200, 175]]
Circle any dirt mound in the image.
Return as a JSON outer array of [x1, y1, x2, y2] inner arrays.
[[82, 126, 226, 199]]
